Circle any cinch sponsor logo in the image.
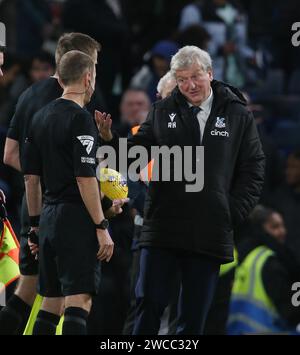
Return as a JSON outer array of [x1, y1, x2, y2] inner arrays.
[[211, 129, 229, 137]]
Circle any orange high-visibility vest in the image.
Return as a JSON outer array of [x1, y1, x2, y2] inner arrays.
[[131, 126, 154, 184], [0, 218, 20, 288]]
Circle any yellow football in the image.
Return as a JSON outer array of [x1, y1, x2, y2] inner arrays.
[[99, 168, 128, 200]]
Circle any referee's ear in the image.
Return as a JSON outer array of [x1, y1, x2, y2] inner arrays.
[[58, 77, 64, 90]]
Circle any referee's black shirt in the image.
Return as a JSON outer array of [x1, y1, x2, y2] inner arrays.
[[23, 98, 98, 205], [7, 77, 62, 168]]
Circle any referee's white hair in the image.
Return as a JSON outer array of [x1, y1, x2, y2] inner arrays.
[[157, 71, 176, 95], [170, 46, 212, 76]]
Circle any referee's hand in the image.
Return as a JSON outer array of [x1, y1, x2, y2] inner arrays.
[[96, 229, 114, 262], [94, 110, 113, 142]]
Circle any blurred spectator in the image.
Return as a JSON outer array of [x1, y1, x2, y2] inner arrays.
[[123, 78, 176, 335], [124, 0, 189, 70], [179, 0, 256, 87], [157, 71, 177, 100], [243, 92, 284, 201], [267, 150, 300, 263], [175, 24, 211, 51], [16, 0, 53, 57], [270, 0, 300, 77], [130, 40, 179, 102], [228, 205, 300, 334], [28, 50, 55, 83], [0, 52, 22, 127], [0, 51, 56, 128], [116, 88, 150, 131], [62, 0, 130, 112], [88, 88, 151, 335]]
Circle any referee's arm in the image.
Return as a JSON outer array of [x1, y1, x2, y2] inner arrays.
[[22, 137, 43, 224], [73, 113, 114, 262], [4, 89, 28, 172], [76, 176, 105, 225], [24, 174, 42, 220], [4, 138, 21, 172]]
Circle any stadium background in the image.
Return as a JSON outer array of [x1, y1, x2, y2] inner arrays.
[[0, 0, 300, 335]]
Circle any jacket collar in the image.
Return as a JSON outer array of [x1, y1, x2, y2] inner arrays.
[[187, 89, 214, 117]]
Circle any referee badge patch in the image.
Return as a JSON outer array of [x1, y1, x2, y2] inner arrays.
[[77, 135, 94, 154]]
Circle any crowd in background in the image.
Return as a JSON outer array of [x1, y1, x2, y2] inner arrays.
[[1, 0, 300, 334]]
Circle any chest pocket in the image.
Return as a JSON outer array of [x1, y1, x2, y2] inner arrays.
[[203, 115, 232, 145], [155, 109, 195, 147]]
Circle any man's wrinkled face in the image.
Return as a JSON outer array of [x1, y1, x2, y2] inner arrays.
[[121, 91, 150, 126], [176, 63, 213, 106], [286, 155, 300, 187], [0, 52, 4, 76]]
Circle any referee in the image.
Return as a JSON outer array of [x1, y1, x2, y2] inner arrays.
[[0, 32, 117, 335], [23, 50, 113, 335]]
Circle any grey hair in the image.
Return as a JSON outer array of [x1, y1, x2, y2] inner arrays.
[[157, 71, 176, 95], [170, 46, 212, 77]]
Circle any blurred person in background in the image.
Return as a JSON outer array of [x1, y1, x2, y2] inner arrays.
[[123, 73, 177, 335], [115, 88, 151, 133], [267, 150, 300, 264], [0, 52, 22, 127], [0, 49, 24, 232], [179, 0, 256, 87], [130, 40, 179, 102], [242, 91, 284, 203], [175, 24, 211, 51], [16, 0, 54, 57], [88, 88, 151, 334], [62, 0, 130, 114], [28, 51, 55, 83], [156, 71, 177, 100], [228, 205, 300, 334], [0, 51, 56, 128]]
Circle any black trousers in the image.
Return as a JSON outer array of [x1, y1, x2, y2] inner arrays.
[[133, 247, 220, 335]]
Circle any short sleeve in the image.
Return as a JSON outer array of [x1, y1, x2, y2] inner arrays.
[[6, 90, 27, 141], [72, 112, 98, 177]]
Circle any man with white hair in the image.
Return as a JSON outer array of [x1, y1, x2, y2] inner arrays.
[[156, 71, 177, 99], [98, 45, 265, 335]]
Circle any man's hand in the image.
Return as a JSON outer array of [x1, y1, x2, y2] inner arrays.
[[28, 227, 39, 258], [96, 228, 114, 262], [104, 198, 130, 218], [94, 110, 113, 141]]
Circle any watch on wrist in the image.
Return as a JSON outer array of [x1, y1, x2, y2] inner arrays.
[[95, 219, 109, 230]]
